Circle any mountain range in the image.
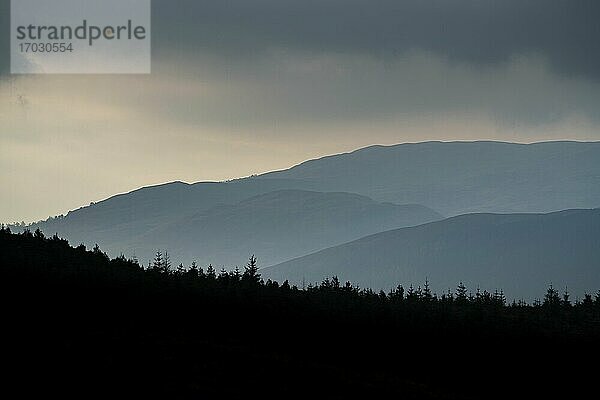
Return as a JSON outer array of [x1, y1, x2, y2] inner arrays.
[[122, 190, 441, 267], [262, 141, 600, 215], [19, 141, 600, 296]]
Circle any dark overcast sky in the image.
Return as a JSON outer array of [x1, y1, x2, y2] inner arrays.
[[150, 0, 600, 78], [2, 0, 599, 78], [1, 0, 599, 222]]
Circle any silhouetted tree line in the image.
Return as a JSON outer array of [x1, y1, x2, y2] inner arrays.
[[2, 226, 599, 399], [2, 225, 600, 322]]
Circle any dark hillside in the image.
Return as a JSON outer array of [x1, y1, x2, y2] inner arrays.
[[264, 208, 600, 299]]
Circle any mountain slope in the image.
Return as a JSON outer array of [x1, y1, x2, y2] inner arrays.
[[260, 141, 600, 215], [262, 209, 600, 299], [23, 141, 600, 266], [29, 179, 320, 254], [119, 190, 442, 266]]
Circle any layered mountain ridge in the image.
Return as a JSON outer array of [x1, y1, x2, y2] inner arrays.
[[15, 141, 600, 296]]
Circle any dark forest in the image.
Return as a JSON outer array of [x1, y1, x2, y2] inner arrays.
[[2, 226, 599, 399]]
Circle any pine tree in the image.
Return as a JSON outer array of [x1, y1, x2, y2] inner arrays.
[[92, 243, 109, 261], [219, 268, 228, 279], [456, 282, 467, 303], [498, 290, 506, 307], [206, 264, 216, 280], [163, 251, 172, 273], [152, 250, 163, 272], [406, 284, 416, 302], [233, 266, 241, 281], [391, 285, 405, 302], [421, 278, 433, 302], [242, 255, 260, 284], [187, 261, 199, 279], [343, 281, 352, 292], [176, 263, 186, 276], [543, 284, 561, 309], [331, 276, 340, 290], [475, 286, 482, 303], [562, 286, 571, 308], [582, 293, 593, 309], [446, 289, 454, 303], [34, 228, 44, 240]]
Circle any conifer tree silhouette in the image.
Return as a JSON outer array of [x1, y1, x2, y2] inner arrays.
[[163, 251, 172, 273], [456, 282, 468, 304], [562, 286, 571, 308], [543, 284, 561, 310], [34, 228, 44, 240], [187, 261, 199, 279], [152, 250, 163, 272], [331, 276, 340, 290], [498, 290, 506, 306], [422, 278, 432, 302], [406, 284, 416, 302], [582, 293, 594, 308], [206, 264, 216, 280], [242, 255, 260, 284]]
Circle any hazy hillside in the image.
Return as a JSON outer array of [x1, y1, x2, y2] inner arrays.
[[261, 141, 600, 215], [262, 209, 600, 299], [28, 179, 319, 255], [125, 190, 441, 267], [22, 141, 600, 267]]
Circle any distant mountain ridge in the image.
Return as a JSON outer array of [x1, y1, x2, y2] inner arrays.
[[31, 189, 441, 267], [262, 208, 600, 300], [20, 141, 600, 276], [260, 141, 600, 215], [28, 179, 319, 256]]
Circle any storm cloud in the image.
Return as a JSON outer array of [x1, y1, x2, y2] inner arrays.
[[1, 1, 599, 79], [150, 0, 600, 79]]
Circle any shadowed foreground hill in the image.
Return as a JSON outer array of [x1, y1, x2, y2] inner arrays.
[[263, 209, 600, 300], [2, 227, 599, 399]]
